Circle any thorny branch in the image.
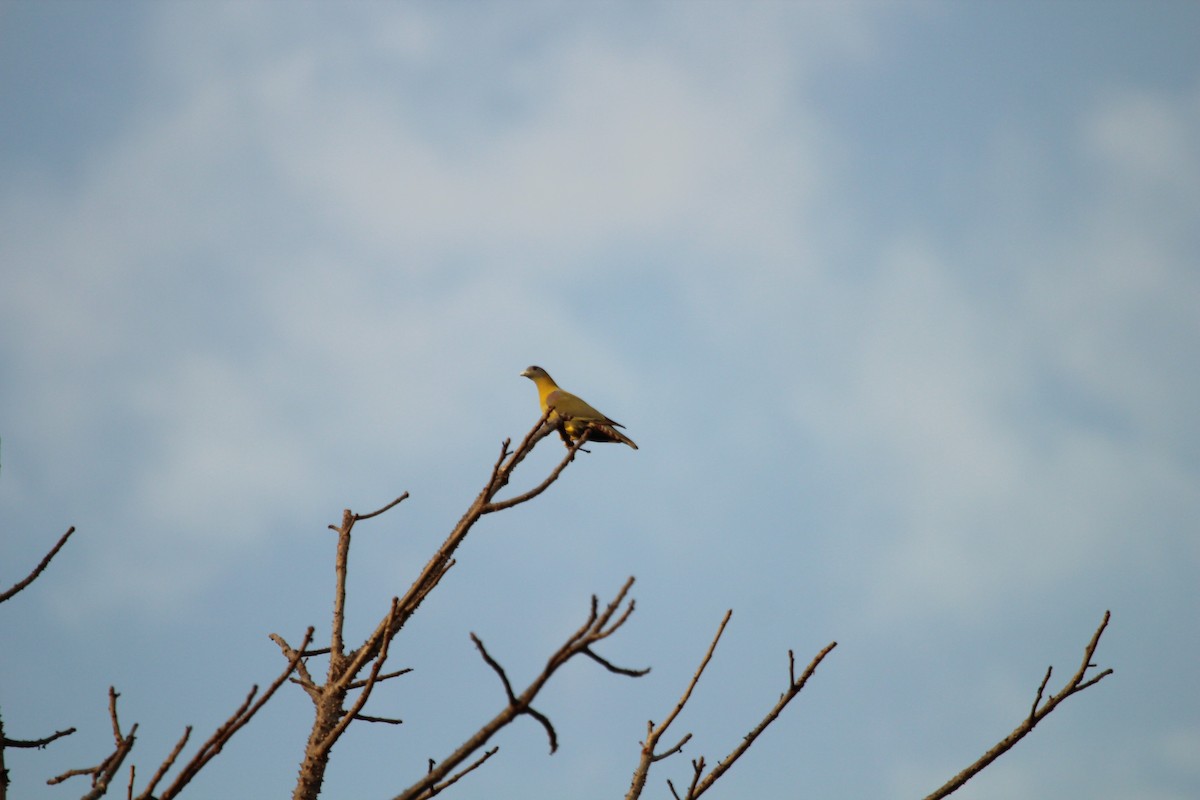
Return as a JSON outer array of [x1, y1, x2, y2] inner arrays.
[[392, 577, 648, 800], [626, 611, 837, 800], [289, 412, 591, 800], [922, 611, 1114, 800]]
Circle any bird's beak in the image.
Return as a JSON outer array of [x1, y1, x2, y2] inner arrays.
[[519, 368, 531, 378]]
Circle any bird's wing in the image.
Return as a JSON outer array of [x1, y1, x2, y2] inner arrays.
[[545, 389, 621, 425]]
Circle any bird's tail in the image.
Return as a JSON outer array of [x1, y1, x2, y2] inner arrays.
[[591, 422, 638, 450]]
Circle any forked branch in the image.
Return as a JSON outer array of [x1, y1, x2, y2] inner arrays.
[[922, 611, 1114, 800], [365, 411, 568, 668], [392, 577, 648, 800], [627, 611, 837, 800], [47, 688, 136, 800]]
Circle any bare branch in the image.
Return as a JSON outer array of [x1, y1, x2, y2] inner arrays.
[[627, 610, 837, 800], [271, 633, 319, 698], [626, 610, 732, 800], [1, 526, 76, 604], [355, 493, 410, 522], [48, 688, 137, 800], [470, 630, 560, 750], [471, 634, 519, 704], [685, 757, 704, 799], [583, 647, 651, 677], [292, 416, 604, 800], [347, 668, 412, 690], [299, 646, 333, 658], [496, 410, 555, 479], [922, 611, 1114, 800], [1, 726, 77, 749], [483, 429, 590, 513], [666, 611, 732, 734], [524, 705, 559, 755], [330, 509, 355, 668], [690, 641, 837, 798], [138, 726, 191, 800], [652, 732, 692, 763], [345, 412, 570, 688], [1, 714, 74, 800], [354, 714, 404, 725], [1029, 667, 1053, 723]]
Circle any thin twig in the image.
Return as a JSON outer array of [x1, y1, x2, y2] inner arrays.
[[356, 493, 410, 522], [1029, 667, 1053, 722], [471, 634, 518, 703], [652, 732, 692, 763], [1, 526, 77, 603], [354, 714, 404, 725], [416, 747, 499, 800], [347, 668, 412, 690], [583, 647, 651, 677], [299, 647, 333, 658]]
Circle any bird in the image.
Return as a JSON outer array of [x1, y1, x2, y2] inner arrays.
[[520, 366, 638, 450]]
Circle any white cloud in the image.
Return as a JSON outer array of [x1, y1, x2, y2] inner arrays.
[[1084, 86, 1200, 188], [775, 82, 1200, 624]]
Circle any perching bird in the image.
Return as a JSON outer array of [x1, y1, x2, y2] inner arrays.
[[520, 366, 638, 450]]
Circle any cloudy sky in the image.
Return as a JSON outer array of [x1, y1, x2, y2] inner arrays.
[[2, 2, 1197, 799]]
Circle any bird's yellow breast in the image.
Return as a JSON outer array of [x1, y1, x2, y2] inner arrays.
[[527, 373, 559, 413]]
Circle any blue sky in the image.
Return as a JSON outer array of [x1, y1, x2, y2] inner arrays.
[[1, 2, 1197, 798]]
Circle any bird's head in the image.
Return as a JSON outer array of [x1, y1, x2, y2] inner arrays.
[[520, 365, 550, 381]]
